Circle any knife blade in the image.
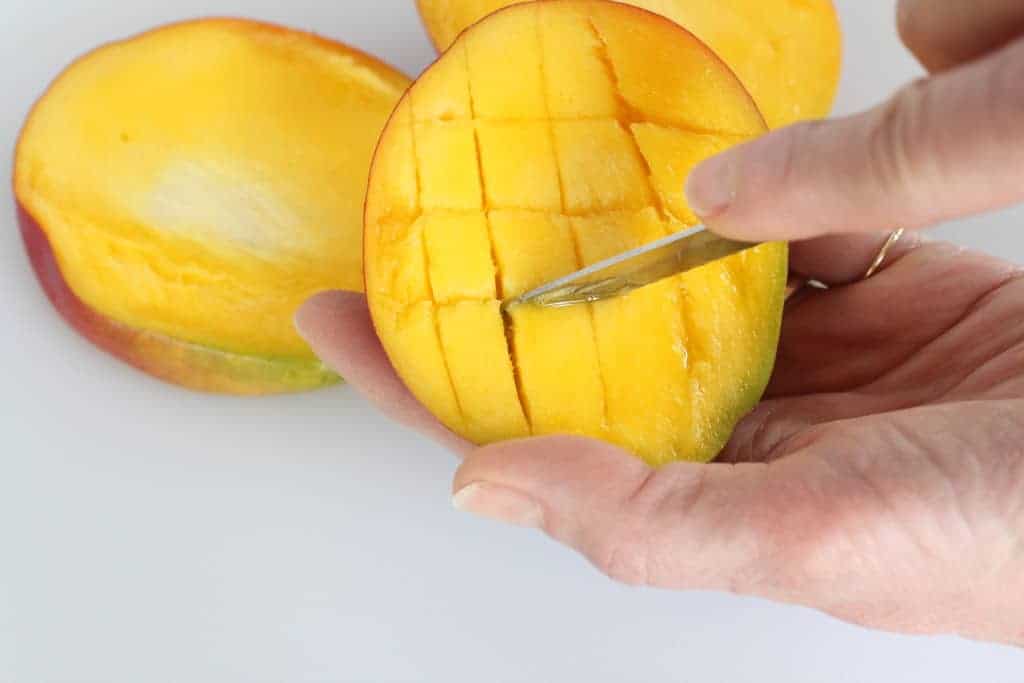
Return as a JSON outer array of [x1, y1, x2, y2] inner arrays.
[[503, 226, 759, 311]]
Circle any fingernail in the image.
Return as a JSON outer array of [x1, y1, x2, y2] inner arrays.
[[452, 482, 544, 528], [292, 295, 326, 341], [685, 152, 737, 218], [293, 307, 311, 340]]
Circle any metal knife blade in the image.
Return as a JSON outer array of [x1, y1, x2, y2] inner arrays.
[[503, 226, 759, 311]]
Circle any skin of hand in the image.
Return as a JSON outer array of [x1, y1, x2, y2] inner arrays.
[[295, 0, 1024, 646]]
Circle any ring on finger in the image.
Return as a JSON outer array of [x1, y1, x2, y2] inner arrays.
[[862, 228, 906, 280]]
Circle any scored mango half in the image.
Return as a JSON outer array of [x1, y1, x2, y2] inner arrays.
[[417, 0, 842, 128], [14, 19, 410, 394], [365, 0, 788, 465]]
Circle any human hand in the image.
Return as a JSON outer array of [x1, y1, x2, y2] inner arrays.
[[295, 0, 1024, 646]]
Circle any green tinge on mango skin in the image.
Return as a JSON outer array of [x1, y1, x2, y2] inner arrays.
[[20, 207, 341, 395], [133, 336, 343, 395]]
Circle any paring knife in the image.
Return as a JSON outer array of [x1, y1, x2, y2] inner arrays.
[[502, 226, 759, 311]]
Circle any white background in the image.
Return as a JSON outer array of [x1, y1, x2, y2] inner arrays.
[[3, 1, 1023, 680]]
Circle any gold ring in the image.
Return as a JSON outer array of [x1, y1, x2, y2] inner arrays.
[[863, 228, 906, 280]]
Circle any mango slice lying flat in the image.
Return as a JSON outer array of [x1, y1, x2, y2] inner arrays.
[[417, 0, 841, 128], [366, 0, 788, 465], [14, 19, 410, 394]]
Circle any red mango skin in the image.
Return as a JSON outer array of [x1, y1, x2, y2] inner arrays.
[[18, 205, 338, 395]]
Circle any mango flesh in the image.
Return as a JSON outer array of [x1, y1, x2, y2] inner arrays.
[[417, 0, 841, 128], [365, 0, 788, 465], [14, 19, 410, 394]]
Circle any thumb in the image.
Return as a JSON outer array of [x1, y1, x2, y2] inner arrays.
[[685, 36, 1024, 241], [452, 436, 809, 591]]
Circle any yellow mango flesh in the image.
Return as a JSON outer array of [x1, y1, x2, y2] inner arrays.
[[366, 0, 787, 465], [417, 0, 841, 128], [15, 19, 410, 372]]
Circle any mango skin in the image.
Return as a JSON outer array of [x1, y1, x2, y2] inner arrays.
[[417, 0, 842, 128], [19, 209, 336, 394], [365, 0, 788, 465], [14, 18, 410, 394]]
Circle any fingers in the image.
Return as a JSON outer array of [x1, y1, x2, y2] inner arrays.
[[685, 37, 1024, 242], [898, 0, 1024, 72], [726, 236, 1020, 463], [452, 435, 794, 592], [295, 291, 471, 454], [769, 242, 1020, 398], [787, 230, 921, 285]]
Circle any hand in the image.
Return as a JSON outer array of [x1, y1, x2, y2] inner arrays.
[[295, 0, 1024, 646]]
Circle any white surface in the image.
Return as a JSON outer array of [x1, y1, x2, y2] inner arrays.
[[2, 1, 1023, 681]]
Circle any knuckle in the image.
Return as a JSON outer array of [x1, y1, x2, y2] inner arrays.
[[744, 452, 859, 596], [587, 466, 706, 588], [866, 79, 934, 203], [770, 120, 821, 187], [896, 0, 925, 53], [894, 0, 954, 71], [863, 45, 1024, 222], [746, 119, 828, 221], [755, 507, 846, 598], [592, 525, 651, 586], [744, 494, 811, 580], [986, 43, 1024, 142]]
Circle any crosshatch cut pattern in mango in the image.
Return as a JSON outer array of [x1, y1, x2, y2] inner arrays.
[[366, 0, 789, 465]]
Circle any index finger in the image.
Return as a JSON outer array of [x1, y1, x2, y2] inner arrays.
[[685, 37, 1024, 244], [899, 0, 1024, 72], [294, 291, 472, 456]]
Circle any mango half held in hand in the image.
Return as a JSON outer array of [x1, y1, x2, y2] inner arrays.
[[417, 0, 841, 128], [365, 0, 788, 465], [14, 19, 410, 394]]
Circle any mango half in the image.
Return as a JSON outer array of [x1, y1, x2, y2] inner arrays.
[[417, 0, 842, 128], [365, 0, 788, 465], [14, 19, 410, 394]]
